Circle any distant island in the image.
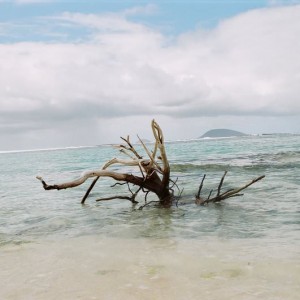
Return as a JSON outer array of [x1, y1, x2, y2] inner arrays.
[[199, 129, 247, 138]]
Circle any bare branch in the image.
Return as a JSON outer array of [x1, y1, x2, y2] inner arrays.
[[118, 148, 136, 160], [96, 195, 138, 203], [196, 174, 206, 198], [144, 190, 150, 202], [217, 175, 265, 200], [37, 170, 144, 190], [111, 182, 127, 188], [81, 158, 146, 204], [151, 119, 170, 188], [207, 190, 213, 200], [175, 188, 184, 207], [138, 200, 160, 210], [81, 176, 99, 204], [137, 134, 162, 172], [120, 136, 142, 159], [195, 173, 265, 205], [217, 171, 227, 197], [170, 177, 180, 192]]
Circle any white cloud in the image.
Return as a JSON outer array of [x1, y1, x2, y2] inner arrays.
[[13, 0, 52, 4], [0, 0, 53, 4], [268, 0, 300, 5], [1, 5, 300, 149], [122, 3, 158, 16]]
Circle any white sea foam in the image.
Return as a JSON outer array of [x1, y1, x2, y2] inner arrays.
[[0, 145, 97, 154]]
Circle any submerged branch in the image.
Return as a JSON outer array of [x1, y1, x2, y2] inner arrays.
[[195, 174, 265, 205], [217, 171, 227, 197], [96, 195, 138, 203], [196, 174, 206, 198]]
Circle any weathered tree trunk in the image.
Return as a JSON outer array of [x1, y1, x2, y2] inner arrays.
[[37, 120, 265, 209], [37, 120, 173, 207]]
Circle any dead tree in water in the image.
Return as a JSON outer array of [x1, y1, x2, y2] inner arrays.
[[195, 171, 265, 205], [37, 120, 264, 208], [37, 120, 174, 207]]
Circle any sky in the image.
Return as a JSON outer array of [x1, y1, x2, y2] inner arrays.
[[1, 0, 300, 150]]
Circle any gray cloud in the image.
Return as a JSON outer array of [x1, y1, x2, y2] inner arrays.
[[1, 5, 300, 150]]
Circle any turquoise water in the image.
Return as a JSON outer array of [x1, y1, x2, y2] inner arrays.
[[0, 135, 299, 246]]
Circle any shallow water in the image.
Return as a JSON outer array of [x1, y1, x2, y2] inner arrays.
[[0, 135, 299, 299], [1, 236, 299, 300]]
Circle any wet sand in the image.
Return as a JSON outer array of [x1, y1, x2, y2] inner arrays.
[[1, 236, 299, 300]]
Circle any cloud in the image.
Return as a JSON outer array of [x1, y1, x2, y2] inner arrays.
[[268, 0, 300, 5], [1, 4, 300, 149], [122, 3, 158, 16], [13, 0, 53, 4]]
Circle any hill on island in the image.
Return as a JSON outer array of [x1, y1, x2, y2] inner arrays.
[[200, 129, 247, 138]]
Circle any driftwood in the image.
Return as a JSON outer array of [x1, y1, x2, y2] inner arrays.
[[37, 120, 265, 208], [195, 171, 265, 205], [37, 120, 173, 207]]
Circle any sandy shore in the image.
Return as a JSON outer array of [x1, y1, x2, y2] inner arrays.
[[1, 236, 299, 300]]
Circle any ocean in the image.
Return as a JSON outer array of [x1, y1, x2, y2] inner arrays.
[[0, 134, 299, 299]]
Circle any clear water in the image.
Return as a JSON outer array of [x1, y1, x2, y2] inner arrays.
[[1, 135, 299, 299], [0, 134, 299, 245]]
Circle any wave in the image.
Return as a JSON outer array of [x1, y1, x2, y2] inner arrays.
[[170, 163, 270, 173], [0, 145, 98, 155], [170, 150, 300, 173]]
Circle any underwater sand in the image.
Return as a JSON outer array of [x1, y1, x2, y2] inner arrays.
[[1, 236, 299, 300], [1, 135, 300, 299]]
